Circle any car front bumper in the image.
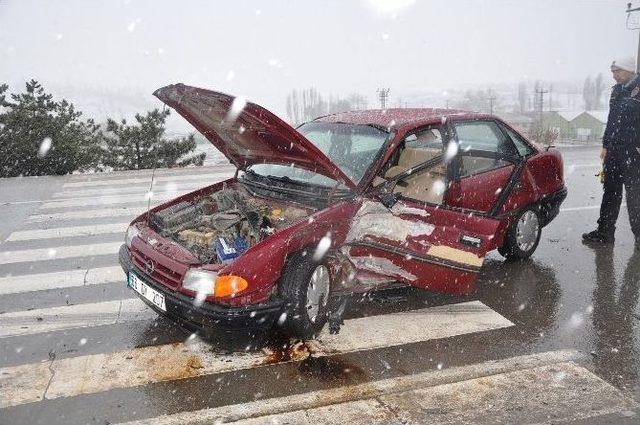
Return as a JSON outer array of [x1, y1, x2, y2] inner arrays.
[[118, 244, 284, 339]]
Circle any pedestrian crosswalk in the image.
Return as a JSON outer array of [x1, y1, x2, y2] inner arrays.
[[0, 165, 624, 424]]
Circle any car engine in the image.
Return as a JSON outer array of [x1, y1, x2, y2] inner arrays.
[[149, 187, 309, 263]]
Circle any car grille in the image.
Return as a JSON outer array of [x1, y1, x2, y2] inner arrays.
[[131, 247, 183, 289]]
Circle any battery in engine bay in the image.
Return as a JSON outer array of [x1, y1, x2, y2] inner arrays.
[[215, 236, 248, 263]]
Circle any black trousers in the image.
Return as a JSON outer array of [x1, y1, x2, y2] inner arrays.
[[597, 147, 640, 237]]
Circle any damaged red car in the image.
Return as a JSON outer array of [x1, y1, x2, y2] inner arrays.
[[119, 83, 566, 340]]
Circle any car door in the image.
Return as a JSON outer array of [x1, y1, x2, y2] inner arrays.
[[444, 120, 522, 214], [344, 126, 503, 296]]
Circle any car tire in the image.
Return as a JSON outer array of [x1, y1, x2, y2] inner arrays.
[[279, 251, 331, 339], [499, 206, 542, 260]]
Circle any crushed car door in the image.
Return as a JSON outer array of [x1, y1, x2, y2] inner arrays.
[[343, 126, 501, 296]]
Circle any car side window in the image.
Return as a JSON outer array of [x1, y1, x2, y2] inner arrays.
[[405, 127, 444, 151], [376, 126, 446, 205], [453, 121, 516, 177], [501, 124, 535, 157], [383, 126, 444, 173]]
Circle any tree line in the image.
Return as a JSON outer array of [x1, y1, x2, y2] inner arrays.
[[285, 87, 368, 125], [0, 80, 204, 178]]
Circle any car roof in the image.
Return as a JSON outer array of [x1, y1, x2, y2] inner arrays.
[[314, 108, 494, 132]]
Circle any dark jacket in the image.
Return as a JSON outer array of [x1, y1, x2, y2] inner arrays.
[[602, 74, 640, 151]]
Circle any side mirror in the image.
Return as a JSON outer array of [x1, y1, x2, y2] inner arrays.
[[375, 179, 399, 209]]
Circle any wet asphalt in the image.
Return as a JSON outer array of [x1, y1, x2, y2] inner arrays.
[[1, 145, 640, 424]]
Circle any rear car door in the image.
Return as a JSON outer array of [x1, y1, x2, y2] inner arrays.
[[345, 126, 503, 296], [445, 120, 522, 214]]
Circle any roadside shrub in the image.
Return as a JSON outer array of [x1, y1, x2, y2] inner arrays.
[[0, 80, 101, 177], [100, 108, 205, 171]]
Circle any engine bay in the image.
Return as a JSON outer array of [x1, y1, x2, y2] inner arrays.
[[149, 186, 310, 263]]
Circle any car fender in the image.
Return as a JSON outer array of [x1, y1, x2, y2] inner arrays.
[[215, 199, 361, 306]]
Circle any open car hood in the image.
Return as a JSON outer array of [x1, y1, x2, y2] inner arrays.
[[154, 84, 357, 190]]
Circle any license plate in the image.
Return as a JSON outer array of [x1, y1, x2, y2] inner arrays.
[[128, 272, 166, 312]]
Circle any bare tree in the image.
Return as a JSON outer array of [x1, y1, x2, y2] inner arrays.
[[593, 73, 605, 110], [517, 82, 527, 114], [286, 88, 368, 125], [455, 89, 501, 113], [285, 89, 302, 125], [346, 93, 368, 110], [583, 76, 594, 110]]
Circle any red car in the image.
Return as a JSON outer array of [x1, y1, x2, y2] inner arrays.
[[119, 83, 566, 340]]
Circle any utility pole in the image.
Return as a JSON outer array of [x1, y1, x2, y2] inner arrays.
[[535, 85, 549, 128], [377, 88, 390, 109], [549, 85, 553, 112], [626, 2, 640, 73], [488, 94, 496, 115]]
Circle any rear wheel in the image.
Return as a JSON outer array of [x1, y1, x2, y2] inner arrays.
[[279, 252, 331, 339], [499, 207, 542, 260]]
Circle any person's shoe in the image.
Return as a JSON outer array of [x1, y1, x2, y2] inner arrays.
[[582, 229, 615, 244]]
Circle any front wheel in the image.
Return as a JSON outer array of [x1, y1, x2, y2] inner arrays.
[[278, 252, 331, 339], [499, 207, 542, 260]]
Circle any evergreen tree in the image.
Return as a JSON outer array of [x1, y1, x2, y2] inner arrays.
[[100, 108, 205, 170], [0, 80, 101, 177]]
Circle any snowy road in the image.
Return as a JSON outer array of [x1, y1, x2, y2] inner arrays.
[[1, 146, 640, 424]]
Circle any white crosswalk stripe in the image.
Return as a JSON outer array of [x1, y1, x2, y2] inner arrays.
[[62, 170, 234, 188], [6, 223, 129, 241], [0, 300, 513, 407], [53, 182, 205, 198], [0, 266, 123, 295], [40, 192, 178, 209], [28, 206, 146, 222], [0, 298, 153, 339], [0, 242, 121, 265]]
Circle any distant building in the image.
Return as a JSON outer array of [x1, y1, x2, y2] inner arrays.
[[570, 111, 608, 142], [539, 110, 608, 144]]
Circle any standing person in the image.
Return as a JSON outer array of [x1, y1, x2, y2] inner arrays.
[[582, 57, 640, 250]]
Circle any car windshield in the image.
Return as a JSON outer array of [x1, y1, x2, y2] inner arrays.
[[298, 122, 390, 184], [246, 122, 389, 188]]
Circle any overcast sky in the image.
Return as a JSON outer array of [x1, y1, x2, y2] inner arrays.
[[1, 0, 638, 128]]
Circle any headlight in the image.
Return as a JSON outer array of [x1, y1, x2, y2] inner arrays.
[[183, 269, 217, 296], [183, 270, 249, 302], [125, 225, 140, 248]]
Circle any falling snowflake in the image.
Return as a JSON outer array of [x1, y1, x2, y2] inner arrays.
[[226, 70, 235, 81], [38, 137, 52, 157], [432, 180, 445, 195], [313, 233, 332, 261], [225, 96, 247, 124], [568, 312, 584, 328], [445, 142, 458, 161]]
